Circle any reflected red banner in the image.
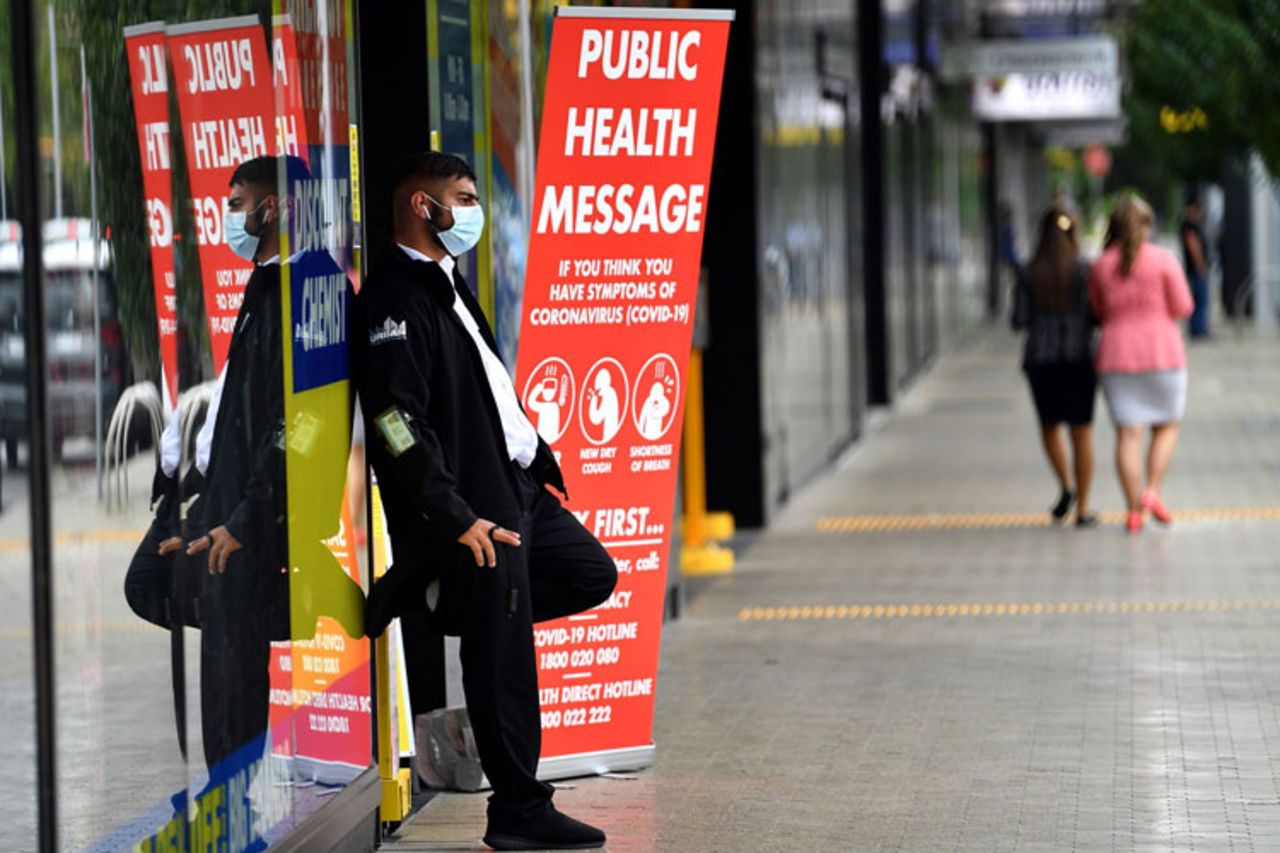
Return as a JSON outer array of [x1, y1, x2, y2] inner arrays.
[[271, 15, 312, 165], [122, 23, 180, 407], [166, 16, 274, 373]]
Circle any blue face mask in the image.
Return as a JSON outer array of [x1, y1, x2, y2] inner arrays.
[[225, 197, 269, 261], [426, 194, 485, 257]]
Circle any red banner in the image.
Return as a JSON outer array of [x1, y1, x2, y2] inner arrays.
[[166, 16, 274, 373], [514, 8, 731, 767], [270, 14, 311, 166], [123, 23, 180, 408], [276, 4, 350, 149]]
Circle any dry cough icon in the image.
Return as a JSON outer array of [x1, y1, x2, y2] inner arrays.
[[580, 357, 629, 445]]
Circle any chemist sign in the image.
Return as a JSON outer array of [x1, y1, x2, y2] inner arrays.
[[514, 7, 732, 775]]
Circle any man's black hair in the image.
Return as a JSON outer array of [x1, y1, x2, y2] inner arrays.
[[393, 151, 476, 198], [229, 155, 311, 192]]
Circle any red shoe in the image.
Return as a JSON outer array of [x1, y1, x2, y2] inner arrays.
[[1141, 490, 1172, 525], [1126, 510, 1144, 534]]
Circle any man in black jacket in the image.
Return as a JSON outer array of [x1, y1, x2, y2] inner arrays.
[[357, 152, 616, 850], [181, 155, 293, 775]]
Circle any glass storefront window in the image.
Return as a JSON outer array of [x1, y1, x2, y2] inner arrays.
[[9, 1, 371, 848], [0, 0, 39, 844]]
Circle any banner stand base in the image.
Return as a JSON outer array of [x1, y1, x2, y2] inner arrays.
[[536, 745, 656, 783]]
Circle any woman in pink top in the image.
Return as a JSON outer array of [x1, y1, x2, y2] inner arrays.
[[1088, 196, 1194, 533]]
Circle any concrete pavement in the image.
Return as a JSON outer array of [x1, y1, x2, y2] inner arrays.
[[385, 326, 1280, 852]]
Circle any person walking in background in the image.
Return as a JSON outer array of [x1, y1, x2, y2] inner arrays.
[[1180, 193, 1211, 338], [1013, 208, 1098, 527], [1089, 196, 1194, 534]]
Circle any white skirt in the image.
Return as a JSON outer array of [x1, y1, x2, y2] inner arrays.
[[1100, 369, 1187, 426]]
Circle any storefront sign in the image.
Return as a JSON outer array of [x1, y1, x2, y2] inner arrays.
[[122, 22, 180, 409], [514, 7, 732, 774], [941, 35, 1117, 82], [1040, 118, 1127, 148], [272, 7, 367, 787], [267, 499, 370, 785], [973, 70, 1120, 121], [167, 5, 367, 794], [166, 16, 274, 373]]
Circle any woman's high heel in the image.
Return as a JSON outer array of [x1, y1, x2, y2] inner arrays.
[[1141, 490, 1172, 525], [1126, 510, 1144, 534]]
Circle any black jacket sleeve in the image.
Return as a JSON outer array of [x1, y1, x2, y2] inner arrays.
[[221, 307, 287, 550], [222, 411, 285, 549], [149, 468, 180, 540], [357, 298, 478, 540]]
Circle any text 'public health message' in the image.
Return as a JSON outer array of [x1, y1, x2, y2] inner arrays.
[[514, 11, 730, 760]]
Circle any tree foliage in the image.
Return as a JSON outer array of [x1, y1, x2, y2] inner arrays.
[[1120, 0, 1280, 183]]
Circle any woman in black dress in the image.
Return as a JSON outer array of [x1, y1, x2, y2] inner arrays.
[[1013, 208, 1098, 527]]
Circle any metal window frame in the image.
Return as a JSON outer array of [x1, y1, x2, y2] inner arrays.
[[9, 0, 57, 849]]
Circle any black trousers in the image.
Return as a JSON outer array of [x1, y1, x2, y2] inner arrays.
[[199, 629, 271, 773], [126, 515, 279, 772], [198, 549, 278, 774], [459, 466, 617, 822]]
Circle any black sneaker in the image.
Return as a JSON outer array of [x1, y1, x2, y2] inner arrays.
[[1051, 489, 1075, 522], [1075, 511, 1099, 529], [484, 806, 606, 850]]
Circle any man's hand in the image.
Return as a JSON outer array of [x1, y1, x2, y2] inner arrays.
[[457, 518, 521, 568], [187, 525, 243, 575], [157, 536, 184, 556]]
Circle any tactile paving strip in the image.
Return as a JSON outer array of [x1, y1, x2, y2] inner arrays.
[[815, 505, 1280, 533], [738, 600, 1280, 622]]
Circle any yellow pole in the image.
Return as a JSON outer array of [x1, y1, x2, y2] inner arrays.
[[682, 348, 708, 548], [375, 628, 405, 817], [372, 485, 411, 821], [680, 347, 734, 575]]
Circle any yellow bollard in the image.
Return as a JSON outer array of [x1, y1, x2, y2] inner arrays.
[[680, 347, 735, 576], [376, 631, 412, 821]]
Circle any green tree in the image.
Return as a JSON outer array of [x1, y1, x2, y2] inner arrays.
[[1119, 0, 1280, 185]]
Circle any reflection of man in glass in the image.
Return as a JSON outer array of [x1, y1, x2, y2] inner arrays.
[[182, 154, 295, 774], [357, 152, 616, 850], [126, 155, 357, 789], [587, 368, 619, 442]]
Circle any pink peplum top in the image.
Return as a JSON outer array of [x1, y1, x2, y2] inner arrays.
[[1088, 242, 1194, 374]]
